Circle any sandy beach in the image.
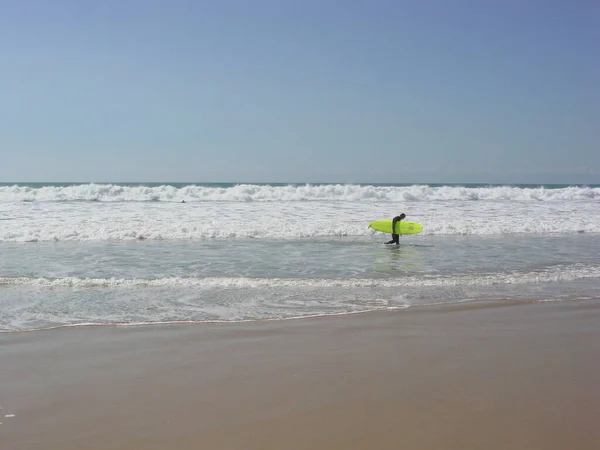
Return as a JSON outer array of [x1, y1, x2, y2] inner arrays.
[[1, 299, 599, 450]]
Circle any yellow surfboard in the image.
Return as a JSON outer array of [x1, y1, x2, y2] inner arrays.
[[369, 220, 423, 235]]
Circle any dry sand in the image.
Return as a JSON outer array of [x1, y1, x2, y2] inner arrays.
[[1, 299, 599, 450]]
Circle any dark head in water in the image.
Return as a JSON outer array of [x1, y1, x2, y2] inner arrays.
[[399, 213, 406, 219]]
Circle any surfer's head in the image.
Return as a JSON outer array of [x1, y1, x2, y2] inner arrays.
[[400, 213, 406, 219]]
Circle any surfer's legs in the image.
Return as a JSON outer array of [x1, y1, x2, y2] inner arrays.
[[386, 234, 400, 245]]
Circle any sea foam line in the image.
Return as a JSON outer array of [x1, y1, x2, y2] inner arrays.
[[2, 265, 599, 288]]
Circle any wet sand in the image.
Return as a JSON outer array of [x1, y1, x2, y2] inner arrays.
[[1, 300, 600, 450]]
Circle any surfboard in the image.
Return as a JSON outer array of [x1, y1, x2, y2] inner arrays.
[[369, 220, 423, 235]]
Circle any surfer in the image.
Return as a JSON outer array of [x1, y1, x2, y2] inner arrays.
[[385, 213, 406, 245]]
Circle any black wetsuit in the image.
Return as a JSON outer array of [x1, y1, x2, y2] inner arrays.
[[386, 216, 403, 245]]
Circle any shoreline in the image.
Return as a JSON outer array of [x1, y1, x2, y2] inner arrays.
[[1, 296, 597, 335], [2, 299, 599, 449]]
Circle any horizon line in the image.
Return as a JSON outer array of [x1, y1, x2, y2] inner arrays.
[[1, 180, 599, 186]]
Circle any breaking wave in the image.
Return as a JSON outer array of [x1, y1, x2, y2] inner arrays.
[[1, 183, 599, 203]]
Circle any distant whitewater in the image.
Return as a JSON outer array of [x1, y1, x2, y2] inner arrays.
[[1, 182, 599, 203], [0, 182, 599, 242]]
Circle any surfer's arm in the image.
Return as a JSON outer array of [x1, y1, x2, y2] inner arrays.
[[392, 216, 402, 235]]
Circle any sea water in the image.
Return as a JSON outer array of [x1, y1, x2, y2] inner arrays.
[[1, 182, 599, 332]]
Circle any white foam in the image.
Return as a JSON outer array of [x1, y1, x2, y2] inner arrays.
[[1, 183, 599, 203], [1, 264, 599, 288], [1, 196, 600, 242]]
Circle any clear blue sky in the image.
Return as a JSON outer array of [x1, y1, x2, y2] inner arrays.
[[1, 0, 598, 183]]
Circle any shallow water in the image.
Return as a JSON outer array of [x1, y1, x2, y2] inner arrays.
[[1, 234, 599, 331]]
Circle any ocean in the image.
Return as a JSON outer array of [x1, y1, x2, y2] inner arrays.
[[1, 182, 599, 332]]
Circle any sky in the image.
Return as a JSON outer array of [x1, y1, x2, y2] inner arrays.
[[0, 0, 598, 183]]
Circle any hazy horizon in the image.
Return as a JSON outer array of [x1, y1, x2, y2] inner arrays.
[[1, 176, 599, 186]]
